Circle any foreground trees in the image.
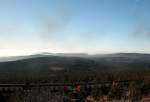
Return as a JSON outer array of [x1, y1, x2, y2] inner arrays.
[[0, 70, 149, 102]]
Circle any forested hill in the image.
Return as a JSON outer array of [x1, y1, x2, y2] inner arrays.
[[0, 53, 150, 74], [0, 53, 150, 83]]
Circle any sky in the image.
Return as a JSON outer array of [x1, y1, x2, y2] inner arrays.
[[0, 0, 150, 56]]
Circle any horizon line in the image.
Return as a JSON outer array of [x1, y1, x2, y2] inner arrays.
[[0, 51, 150, 58]]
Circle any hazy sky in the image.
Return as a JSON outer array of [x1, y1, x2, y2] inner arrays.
[[0, 0, 150, 56]]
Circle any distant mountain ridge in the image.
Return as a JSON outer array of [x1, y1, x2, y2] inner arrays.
[[0, 52, 150, 62]]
